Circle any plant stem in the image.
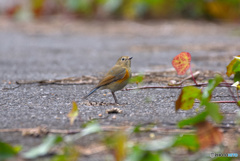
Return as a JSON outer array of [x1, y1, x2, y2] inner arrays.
[[189, 64, 198, 85], [212, 101, 237, 103]]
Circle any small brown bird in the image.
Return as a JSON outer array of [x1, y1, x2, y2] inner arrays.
[[83, 56, 132, 104]]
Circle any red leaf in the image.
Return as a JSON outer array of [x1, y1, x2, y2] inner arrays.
[[172, 52, 191, 75]]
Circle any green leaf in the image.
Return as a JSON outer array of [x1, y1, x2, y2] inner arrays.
[[234, 71, 240, 82], [238, 100, 240, 107], [129, 75, 144, 84], [51, 145, 80, 161], [132, 125, 141, 133], [139, 151, 160, 161], [0, 141, 21, 160], [232, 60, 240, 72], [175, 86, 202, 111], [65, 121, 101, 142], [52, 155, 67, 161], [126, 146, 144, 161], [178, 111, 208, 128], [23, 135, 63, 159], [103, 0, 122, 13], [126, 145, 161, 161], [141, 136, 175, 151], [80, 122, 101, 137], [205, 102, 223, 123], [173, 134, 199, 151], [127, 145, 172, 161], [201, 75, 223, 105], [66, 0, 91, 13]]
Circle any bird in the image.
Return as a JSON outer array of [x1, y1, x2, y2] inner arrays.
[[83, 56, 133, 104]]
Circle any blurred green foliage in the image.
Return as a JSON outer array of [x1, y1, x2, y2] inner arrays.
[[3, 0, 240, 21], [0, 141, 21, 160]]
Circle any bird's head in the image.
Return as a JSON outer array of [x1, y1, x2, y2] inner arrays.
[[116, 56, 133, 68]]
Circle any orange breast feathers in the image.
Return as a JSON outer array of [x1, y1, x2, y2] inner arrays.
[[116, 69, 130, 83]]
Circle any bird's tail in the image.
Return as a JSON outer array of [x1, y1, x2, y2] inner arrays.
[[82, 87, 100, 99]]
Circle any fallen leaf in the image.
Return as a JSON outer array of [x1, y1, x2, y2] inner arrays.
[[129, 75, 144, 84], [67, 101, 79, 125], [172, 52, 191, 75], [195, 121, 223, 150]]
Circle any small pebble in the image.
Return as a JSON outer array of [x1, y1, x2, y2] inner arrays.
[[98, 114, 102, 117]]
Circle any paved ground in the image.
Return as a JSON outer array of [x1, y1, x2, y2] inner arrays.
[[0, 17, 240, 159]]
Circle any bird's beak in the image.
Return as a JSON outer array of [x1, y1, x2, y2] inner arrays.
[[129, 57, 133, 60]]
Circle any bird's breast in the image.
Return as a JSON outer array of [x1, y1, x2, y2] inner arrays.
[[116, 69, 130, 84]]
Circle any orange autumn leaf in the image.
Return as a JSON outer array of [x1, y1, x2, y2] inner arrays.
[[195, 121, 223, 150], [172, 52, 191, 75]]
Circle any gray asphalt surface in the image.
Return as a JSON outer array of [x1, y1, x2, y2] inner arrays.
[[0, 18, 240, 159]]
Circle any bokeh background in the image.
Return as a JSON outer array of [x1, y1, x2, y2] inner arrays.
[[0, 0, 240, 21]]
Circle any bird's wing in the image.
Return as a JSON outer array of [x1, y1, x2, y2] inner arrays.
[[96, 66, 126, 87]]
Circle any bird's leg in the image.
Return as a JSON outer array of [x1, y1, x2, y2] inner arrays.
[[111, 92, 118, 104]]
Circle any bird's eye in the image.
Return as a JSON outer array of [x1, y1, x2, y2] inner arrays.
[[121, 58, 125, 61]]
